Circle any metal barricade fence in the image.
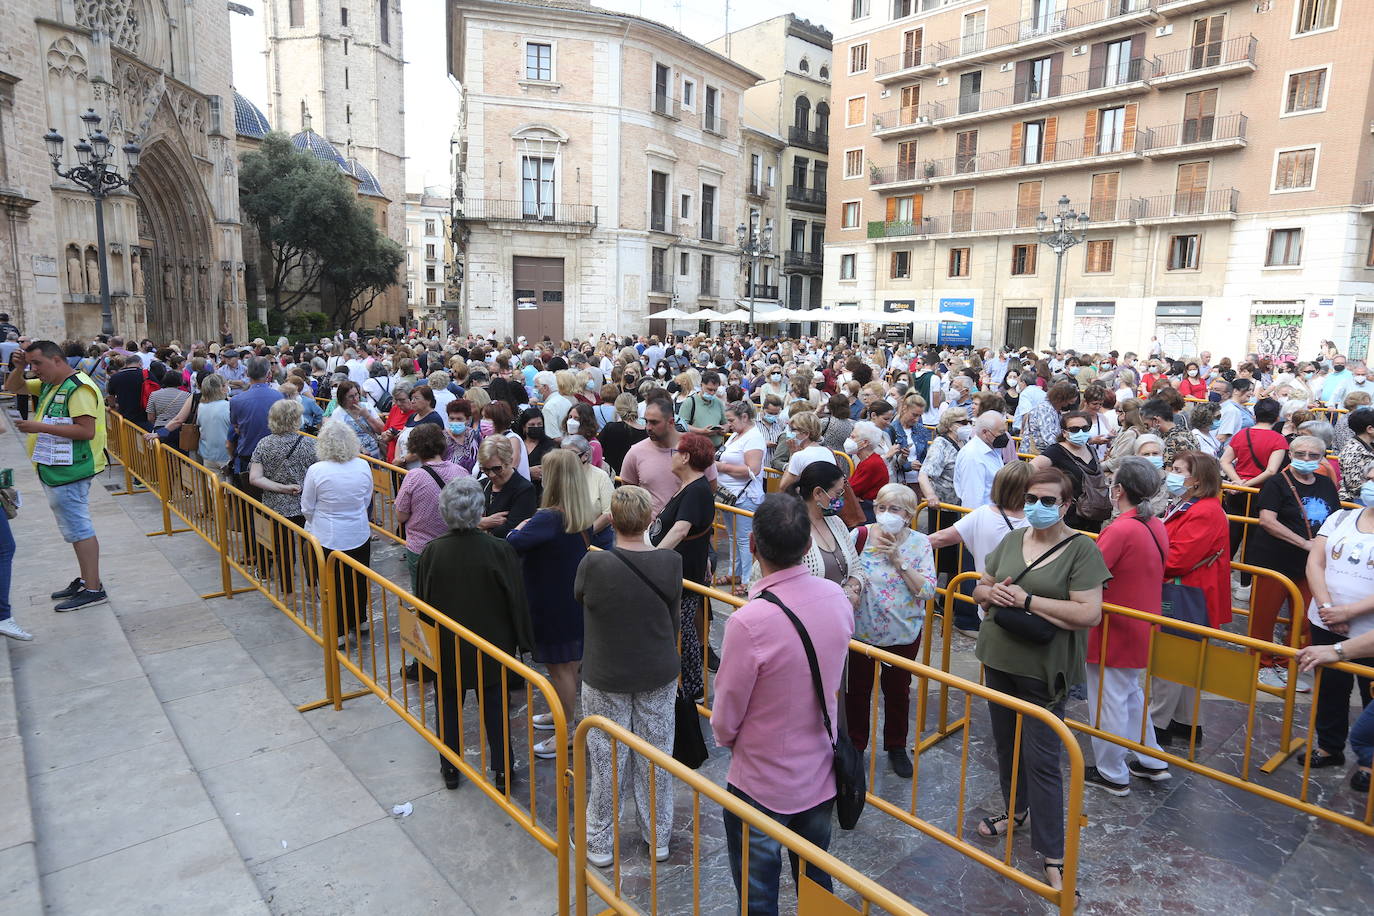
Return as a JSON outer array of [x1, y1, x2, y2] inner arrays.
[[1079, 599, 1374, 835], [361, 452, 407, 545], [573, 716, 927, 916], [323, 550, 571, 913], [118, 413, 166, 499], [850, 644, 1085, 913], [217, 482, 335, 709]]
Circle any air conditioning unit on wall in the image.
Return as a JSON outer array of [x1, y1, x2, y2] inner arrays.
[[1000, 62, 1014, 72], [936, 77, 949, 86], [880, 88, 891, 98], [1072, 45, 1088, 56], [1156, 24, 1173, 36]]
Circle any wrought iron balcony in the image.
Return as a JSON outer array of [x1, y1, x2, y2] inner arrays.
[[931, 0, 1157, 69], [786, 185, 826, 209], [703, 113, 728, 137], [1143, 114, 1247, 158], [456, 198, 597, 228], [784, 250, 824, 271], [873, 45, 937, 83], [750, 284, 779, 299], [788, 126, 829, 152], [1152, 35, 1257, 84]]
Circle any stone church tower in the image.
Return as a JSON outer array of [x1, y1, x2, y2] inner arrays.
[[262, 0, 406, 324]]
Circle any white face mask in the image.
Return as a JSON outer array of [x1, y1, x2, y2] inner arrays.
[[566, 418, 580, 434], [874, 511, 906, 534], [843, 437, 859, 455], [956, 424, 975, 444]]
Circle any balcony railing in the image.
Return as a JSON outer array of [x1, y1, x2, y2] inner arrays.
[[784, 250, 824, 269], [698, 224, 730, 244], [788, 126, 829, 152], [457, 198, 598, 227], [746, 179, 771, 199], [651, 91, 679, 119], [874, 45, 935, 78], [1153, 35, 1257, 80], [786, 185, 826, 207], [1359, 180, 1374, 207], [650, 273, 671, 293], [866, 189, 1237, 238], [750, 284, 779, 299], [932, 0, 1156, 65], [873, 101, 945, 133], [1144, 113, 1247, 151], [1135, 188, 1238, 219], [920, 129, 1149, 180], [939, 57, 1153, 124], [703, 113, 728, 136]]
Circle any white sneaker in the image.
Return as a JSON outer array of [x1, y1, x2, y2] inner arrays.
[[1232, 582, 1251, 600], [585, 849, 614, 868], [1295, 671, 1313, 694], [533, 736, 567, 759], [532, 712, 555, 731], [0, 618, 33, 641], [1257, 667, 1287, 689], [652, 845, 670, 863]]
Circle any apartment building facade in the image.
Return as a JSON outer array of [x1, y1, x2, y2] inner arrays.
[[825, 0, 1374, 359], [404, 192, 454, 328], [708, 15, 834, 336], [447, 0, 758, 341]]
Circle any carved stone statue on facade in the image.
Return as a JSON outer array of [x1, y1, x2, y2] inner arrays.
[[197, 263, 209, 304], [163, 264, 175, 301], [181, 263, 194, 303], [236, 264, 245, 303], [84, 251, 100, 297], [67, 249, 84, 295], [131, 250, 143, 296]]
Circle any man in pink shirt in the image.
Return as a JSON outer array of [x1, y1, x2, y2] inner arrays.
[[711, 494, 853, 915], [620, 397, 717, 515]]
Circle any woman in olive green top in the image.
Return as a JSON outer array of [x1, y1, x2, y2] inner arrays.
[[971, 466, 1111, 892]]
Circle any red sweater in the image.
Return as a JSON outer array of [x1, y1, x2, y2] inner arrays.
[[849, 452, 889, 500]]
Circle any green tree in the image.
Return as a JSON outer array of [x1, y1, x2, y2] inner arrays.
[[238, 133, 398, 326]]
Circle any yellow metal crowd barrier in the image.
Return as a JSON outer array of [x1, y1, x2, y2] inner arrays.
[[573, 716, 927, 916], [324, 550, 572, 913]]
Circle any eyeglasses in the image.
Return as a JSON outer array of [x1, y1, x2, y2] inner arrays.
[[479, 465, 505, 475], [1065, 426, 1090, 433], [1290, 451, 1324, 461], [1025, 494, 1063, 508]]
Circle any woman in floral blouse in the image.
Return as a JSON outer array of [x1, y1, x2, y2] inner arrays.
[[845, 483, 937, 779]]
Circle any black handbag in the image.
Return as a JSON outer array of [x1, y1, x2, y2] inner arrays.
[[991, 534, 1083, 646], [758, 590, 866, 830], [1136, 515, 1219, 641], [607, 549, 709, 769]]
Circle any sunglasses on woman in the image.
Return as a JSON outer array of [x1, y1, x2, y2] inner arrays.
[[1025, 494, 1063, 507]]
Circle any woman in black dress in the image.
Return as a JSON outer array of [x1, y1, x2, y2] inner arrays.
[[1030, 410, 1110, 533], [648, 432, 717, 701], [598, 393, 649, 475], [517, 406, 557, 494], [478, 436, 536, 538]]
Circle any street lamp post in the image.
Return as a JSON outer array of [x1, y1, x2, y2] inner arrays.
[[1035, 194, 1090, 351], [736, 216, 773, 335], [44, 109, 142, 337]]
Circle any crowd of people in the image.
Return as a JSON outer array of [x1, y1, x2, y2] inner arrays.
[[3, 323, 1373, 910]]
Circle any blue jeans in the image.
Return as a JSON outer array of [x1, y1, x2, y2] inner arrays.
[[1351, 700, 1374, 769], [725, 495, 760, 581], [0, 511, 12, 621], [723, 784, 833, 916]]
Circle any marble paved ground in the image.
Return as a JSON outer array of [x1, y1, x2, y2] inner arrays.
[[5, 427, 1373, 914]]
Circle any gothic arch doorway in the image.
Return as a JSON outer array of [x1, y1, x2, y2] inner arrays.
[[130, 136, 216, 343]]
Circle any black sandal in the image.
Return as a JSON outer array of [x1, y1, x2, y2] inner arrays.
[[1044, 860, 1082, 898], [976, 809, 1028, 839]]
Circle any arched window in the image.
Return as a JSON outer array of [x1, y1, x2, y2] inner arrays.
[[819, 64, 830, 80], [799, 57, 810, 73], [794, 96, 811, 132], [378, 0, 390, 44], [815, 101, 830, 139]]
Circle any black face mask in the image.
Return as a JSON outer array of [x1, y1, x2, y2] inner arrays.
[[1208, 392, 1223, 403], [991, 433, 1010, 449]]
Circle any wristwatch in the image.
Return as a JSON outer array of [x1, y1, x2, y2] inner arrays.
[[1023, 594, 1033, 613], [1334, 642, 1347, 662], [1320, 602, 1334, 610]]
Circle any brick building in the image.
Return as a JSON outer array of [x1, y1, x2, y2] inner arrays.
[[447, 0, 760, 341], [0, 0, 247, 342], [824, 0, 1374, 359]]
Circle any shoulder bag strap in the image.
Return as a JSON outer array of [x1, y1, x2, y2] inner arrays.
[[1278, 466, 1316, 539], [420, 464, 446, 492], [758, 590, 833, 744], [1011, 533, 1083, 586], [1131, 515, 1166, 564], [607, 548, 674, 612]]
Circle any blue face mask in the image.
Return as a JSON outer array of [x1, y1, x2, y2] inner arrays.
[[1165, 472, 1188, 495], [1145, 454, 1164, 469], [702, 392, 716, 403], [1068, 366, 1080, 375], [1211, 420, 1221, 432], [1361, 482, 1374, 508], [1067, 430, 1092, 446], [763, 413, 779, 424], [1024, 500, 1062, 530], [449, 421, 467, 435], [1291, 458, 1321, 474]]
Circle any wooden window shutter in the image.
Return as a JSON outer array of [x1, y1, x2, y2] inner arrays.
[[1089, 42, 1108, 88], [1122, 103, 1138, 151], [1027, 244, 1037, 273], [1014, 60, 1031, 104], [1090, 171, 1119, 221], [1176, 161, 1209, 213], [1049, 53, 1064, 96], [1010, 123, 1024, 165], [1042, 116, 1058, 161], [886, 197, 898, 222], [1083, 109, 1098, 155], [953, 187, 973, 231], [912, 193, 923, 222], [1017, 181, 1042, 227], [1128, 32, 1146, 67]]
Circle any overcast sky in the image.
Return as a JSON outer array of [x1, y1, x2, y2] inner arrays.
[[230, 0, 834, 193]]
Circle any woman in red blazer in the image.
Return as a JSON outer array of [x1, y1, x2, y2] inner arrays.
[[1150, 449, 1231, 749], [1177, 362, 1208, 401]]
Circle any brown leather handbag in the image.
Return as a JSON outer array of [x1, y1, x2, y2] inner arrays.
[[178, 393, 201, 452]]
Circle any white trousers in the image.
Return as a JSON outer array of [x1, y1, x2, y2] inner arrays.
[[582, 680, 677, 857], [1085, 665, 1170, 784]]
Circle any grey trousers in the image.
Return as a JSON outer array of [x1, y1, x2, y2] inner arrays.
[[1149, 677, 1198, 729], [983, 666, 1066, 859], [582, 679, 677, 857]]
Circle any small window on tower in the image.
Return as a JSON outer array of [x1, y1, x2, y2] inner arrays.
[[340, 6, 348, 26], [346, 105, 352, 124], [289, 0, 304, 27], [344, 68, 349, 89], [378, 0, 390, 44]]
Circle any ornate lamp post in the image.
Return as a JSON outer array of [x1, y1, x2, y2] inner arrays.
[[1035, 194, 1090, 351], [44, 109, 142, 336], [736, 215, 773, 335]]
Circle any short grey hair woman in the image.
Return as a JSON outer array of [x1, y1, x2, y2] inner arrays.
[[303, 420, 375, 641], [247, 397, 319, 593], [419, 475, 534, 792]]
